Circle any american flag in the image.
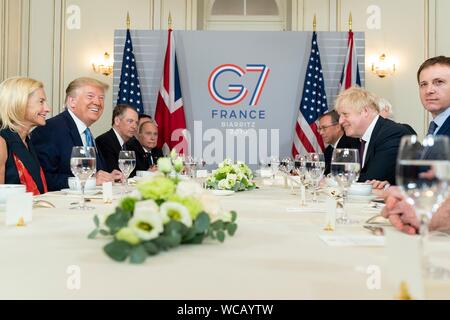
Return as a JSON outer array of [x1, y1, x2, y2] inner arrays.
[[339, 30, 361, 92], [116, 29, 144, 113], [154, 29, 188, 155], [292, 31, 328, 157]]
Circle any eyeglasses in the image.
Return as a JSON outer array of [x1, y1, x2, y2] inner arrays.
[[317, 123, 338, 132]]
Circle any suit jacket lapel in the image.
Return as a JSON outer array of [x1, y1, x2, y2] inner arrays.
[[437, 114, 450, 136], [62, 110, 83, 146]]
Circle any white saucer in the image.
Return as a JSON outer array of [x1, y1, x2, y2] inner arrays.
[[347, 194, 377, 203], [61, 188, 100, 195], [212, 190, 235, 196]]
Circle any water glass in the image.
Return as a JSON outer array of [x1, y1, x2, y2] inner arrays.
[[330, 148, 360, 224], [70, 146, 96, 210], [118, 150, 136, 193]]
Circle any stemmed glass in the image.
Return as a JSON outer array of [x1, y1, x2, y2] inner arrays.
[[306, 153, 326, 203], [183, 155, 197, 178], [118, 150, 136, 194], [294, 155, 308, 185], [330, 148, 361, 224], [396, 135, 450, 278], [70, 146, 97, 210], [270, 156, 280, 182]]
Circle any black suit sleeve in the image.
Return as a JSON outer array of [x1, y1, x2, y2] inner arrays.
[[359, 122, 415, 185], [31, 125, 71, 191], [95, 131, 120, 173]]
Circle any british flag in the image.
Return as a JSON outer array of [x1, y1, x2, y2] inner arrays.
[[292, 31, 328, 157], [339, 30, 361, 91], [154, 29, 188, 155]]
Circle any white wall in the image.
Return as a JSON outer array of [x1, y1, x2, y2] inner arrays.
[[1, 0, 450, 138]]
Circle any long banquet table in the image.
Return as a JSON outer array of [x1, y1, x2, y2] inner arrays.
[[1, 185, 449, 299]]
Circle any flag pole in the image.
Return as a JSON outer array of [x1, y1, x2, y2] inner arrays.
[[126, 12, 131, 30], [313, 14, 316, 32], [168, 12, 173, 29], [348, 12, 352, 31]]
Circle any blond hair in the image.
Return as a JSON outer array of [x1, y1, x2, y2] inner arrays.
[[334, 86, 380, 114], [65, 77, 109, 103], [0, 77, 44, 132]]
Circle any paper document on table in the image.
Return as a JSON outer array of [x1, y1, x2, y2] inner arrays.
[[286, 207, 325, 213], [319, 234, 385, 247]]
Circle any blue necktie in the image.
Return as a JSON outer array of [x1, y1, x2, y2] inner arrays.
[[427, 121, 438, 135], [84, 128, 94, 147]]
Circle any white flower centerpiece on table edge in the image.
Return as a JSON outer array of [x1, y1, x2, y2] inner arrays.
[[88, 151, 238, 264], [206, 159, 256, 191]]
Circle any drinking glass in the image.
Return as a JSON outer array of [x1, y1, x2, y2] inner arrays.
[[330, 148, 361, 224], [396, 135, 450, 278], [306, 153, 325, 203], [70, 146, 96, 210], [182, 155, 198, 178], [118, 150, 136, 193], [270, 156, 280, 181]]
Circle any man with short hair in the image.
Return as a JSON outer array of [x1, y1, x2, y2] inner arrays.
[[318, 110, 360, 175], [335, 86, 415, 185], [96, 104, 139, 172], [126, 119, 163, 176], [381, 56, 450, 234], [31, 77, 123, 191], [418, 55, 450, 136]]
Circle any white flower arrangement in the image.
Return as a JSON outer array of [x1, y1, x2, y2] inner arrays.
[[89, 154, 238, 264], [206, 159, 256, 191]]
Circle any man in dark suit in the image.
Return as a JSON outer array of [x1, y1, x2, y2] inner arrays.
[[126, 119, 163, 176], [417, 56, 450, 137], [95, 104, 139, 172], [335, 87, 416, 185], [381, 56, 450, 235], [31, 77, 123, 191], [318, 110, 360, 175]]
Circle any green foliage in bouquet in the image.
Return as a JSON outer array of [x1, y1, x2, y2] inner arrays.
[[205, 159, 256, 191], [88, 152, 238, 264]]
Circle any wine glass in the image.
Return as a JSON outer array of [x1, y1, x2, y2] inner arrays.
[[396, 135, 450, 278], [182, 155, 197, 178], [306, 152, 325, 203], [70, 146, 97, 210], [330, 148, 361, 224], [270, 156, 280, 182], [118, 150, 136, 193]]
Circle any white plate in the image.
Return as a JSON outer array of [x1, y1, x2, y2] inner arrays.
[[347, 194, 377, 203], [61, 188, 100, 195], [212, 190, 235, 196]]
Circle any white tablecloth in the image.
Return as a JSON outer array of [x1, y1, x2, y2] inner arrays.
[[0, 186, 449, 299]]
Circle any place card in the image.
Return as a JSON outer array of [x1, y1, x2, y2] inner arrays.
[[323, 197, 336, 231], [5, 192, 33, 226], [385, 229, 424, 300], [319, 234, 385, 247], [196, 170, 208, 178], [102, 182, 113, 203]]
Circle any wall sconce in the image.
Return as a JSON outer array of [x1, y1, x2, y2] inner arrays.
[[371, 53, 396, 78], [92, 52, 113, 76]]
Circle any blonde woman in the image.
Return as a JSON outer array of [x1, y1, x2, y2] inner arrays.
[[0, 77, 50, 194]]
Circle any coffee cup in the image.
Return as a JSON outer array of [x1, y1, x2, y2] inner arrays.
[[348, 182, 373, 196], [68, 177, 96, 191]]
